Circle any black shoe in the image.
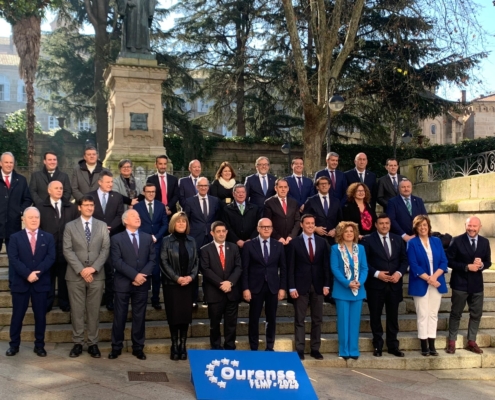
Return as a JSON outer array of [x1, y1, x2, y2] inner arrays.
[[34, 347, 47, 357], [46, 307, 53, 313], [108, 350, 121, 359], [192, 303, 198, 309], [265, 348, 274, 352], [324, 297, 336, 305], [132, 350, 147, 360], [60, 305, 71, 312], [310, 351, 324, 360], [428, 338, 438, 356], [202, 301, 208, 306], [350, 356, 359, 360], [297, 352, 305, 360], [373, 349, 382, 357], [6, 347, 19, 356], [152, 302, 162, 310], [388, 349, 405, 357], [341, 356, 349, 360], [69, 344, 83, 358], [106, 301, 114, 311], [88, 344, 101, 358]]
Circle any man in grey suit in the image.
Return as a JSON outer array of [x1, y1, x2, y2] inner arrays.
[[71, 146, 108, 202], [63, 194, 110, 359]]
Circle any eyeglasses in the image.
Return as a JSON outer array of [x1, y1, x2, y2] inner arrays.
[[258, 226, 273, 229], [257, 163, 269, 167], [121, 166, 132, 169], [356, 190, 365, 193], [197, 185, 209, 188]]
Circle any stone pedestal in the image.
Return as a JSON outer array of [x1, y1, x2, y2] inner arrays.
[[103, 59, 170, 172], [399, 158, 429, 184]]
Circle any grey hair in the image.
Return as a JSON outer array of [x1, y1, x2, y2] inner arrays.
[[398, 179, 411, 188], [47, 180, 63, 190], [118, 159, 133, 169], [255, 156, 269, 165], [196, 176, 209, 186], [23, 206, 40, 217], [121, 209, 138, 225], [326, 152, 339, 159], [1, 152, 15, 162], [232, 183, 246, 193]]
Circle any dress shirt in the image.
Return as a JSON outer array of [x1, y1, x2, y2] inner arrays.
[[126, 229, 140, 247], [24, 228, 38, 240], [158, 172, 167, 190], [421, 239, 434, 275], [258, 235, 270, 257], [97, 188, 109, 207], [2, 172, 11, 182], [258, 174, 268, 188], [86, 164, 96, 174], [236, 202, 246, 209], [467, 234, 483, 269], [190, 175, 199, 186], [373, 233, 402, 278], [355, 168, 366, 179], [318, 192, 331, 209], [213, 241, 226, 255], [277, 196, 288, 208], [81, 217, 93, 232], [199, 195, 208, 214]]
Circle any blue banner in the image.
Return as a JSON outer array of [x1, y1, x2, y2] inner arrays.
[[189, 350, 318, 400]]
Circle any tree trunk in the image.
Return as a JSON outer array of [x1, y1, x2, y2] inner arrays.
[[302, 104, 327, 175], [94, 24, 109, 158], [25, 80, 35, 168], [234, 2, 248, 137]]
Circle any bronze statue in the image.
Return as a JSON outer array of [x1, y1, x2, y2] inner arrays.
[[118, 0, 157, 57]]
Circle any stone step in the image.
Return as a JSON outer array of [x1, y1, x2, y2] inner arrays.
[[3, 313, 495, 343], [402, 269, 495, 283], [405, 297, 495, 313], [0, 254, 7, 267], [403, 283, 495, 298]]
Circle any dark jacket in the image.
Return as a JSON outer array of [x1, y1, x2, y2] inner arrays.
[[303, 193, 342, 245], [209, 180, 238, 203], [71, 159, 107, 201], [244, 173, 276, 210], [160, 233, 199, 285], [263, 196, 301, 240], [376, 174, 406, 211], [0, 170, 32, 239], [146, 173, 180, 214], [344, 169, 377, 210], [342, 200, 377, 236], [87, 190, 125, 236], [222, 201, 260, 243], [285, 175, 315, 208], [184, 194, 220, 250], [387, 194, 427, 236], [29, 167, 72, 207], [314, 169, 347, 205], [134, 200, 168, 243]]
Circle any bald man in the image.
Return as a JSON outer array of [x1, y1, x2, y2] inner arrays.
[[446, 216, 491, 354], [344, 152, 377, 210], [179, 159, 203, 208]]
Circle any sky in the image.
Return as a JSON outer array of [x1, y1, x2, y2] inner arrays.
[[1, 0, 494, 102]]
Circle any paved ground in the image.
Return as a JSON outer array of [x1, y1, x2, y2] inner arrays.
[[1, 342, 495, 399]]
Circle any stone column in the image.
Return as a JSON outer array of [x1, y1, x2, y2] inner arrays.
[[399, 158, 430, 184]]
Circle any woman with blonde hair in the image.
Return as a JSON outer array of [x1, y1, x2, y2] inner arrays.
[[330, 221, 368, 360], [210, 161, 238, 204]]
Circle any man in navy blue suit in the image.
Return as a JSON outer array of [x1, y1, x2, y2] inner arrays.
[[387, 179, 427, 242], [314, 152, 347, 205], [344, 152, 377, 210], [244, 156, 276, 210], [242, 218, 287, 351], [146, 155, 180, 215], [178, 159, 202, 208], [6, 207, 55, 357], [285, 157, 315, 212], [134, 183, 168, 309], [108, 209, 156, 361]]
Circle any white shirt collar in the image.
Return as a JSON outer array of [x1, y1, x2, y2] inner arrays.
[[81, 216, 93, 224]]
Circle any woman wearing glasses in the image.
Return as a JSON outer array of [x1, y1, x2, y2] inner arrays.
[[342, 182, 376, 239], [112, 159, 143, 209]]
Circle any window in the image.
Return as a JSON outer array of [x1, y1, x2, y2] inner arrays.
[[0, 75, 10, 101], [17, 80, 26, 102], [430, 124, 436, 135], [78, 119, 91, 131], [48, 116, 58, 130], [0, 84, 4, 101]]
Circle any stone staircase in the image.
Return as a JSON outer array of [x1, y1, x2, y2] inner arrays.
[[2, 252, 495, 370]]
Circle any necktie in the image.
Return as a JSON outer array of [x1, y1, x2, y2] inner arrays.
[[471, 239, 476, 252], [297, 177, 302, 193], [194, 178, 198, 193], [202, 197, 208, 218], [392, 176, 398, 192], [308, 237, 314, 262], [219, 244, 225, 269], [148, 202, 153, 220], [405, 197, 412, 215], [29, 231, 36, 254], [383, 236, 391, 259], [101, 193, 107, 214], [131, 233, 139, 256], [160, 175, 168, 206], [4, 175, 10, 189], [330, 171, 336, 189], [85, 222, 91, 243], [323, 196, 329, 216], [359, 173, 364, 183], [239, 204, 244, 215], [262, 176, 268, 195], [281, 198, 287, 214], [54, 202, 60, 218], [263, 239, 269, 263]]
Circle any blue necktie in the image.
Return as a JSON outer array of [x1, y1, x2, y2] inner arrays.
[[323, 196, 329, 215], [297, 177, 302, 193], [392, 176, 398, 192], [131, 233, 139, 256], [262, 176, 268, 196], [101, 193, 107, 214], [85, 222, 91, 243], [263, 240, 269, 263]]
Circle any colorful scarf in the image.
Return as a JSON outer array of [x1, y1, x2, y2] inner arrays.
[[338, 243, 360, 296]]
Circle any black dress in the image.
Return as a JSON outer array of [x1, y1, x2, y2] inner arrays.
[[210, 179, 238, 203], [342, 200, 377, 236]]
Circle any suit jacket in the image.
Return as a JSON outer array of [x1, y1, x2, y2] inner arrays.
[[134, 200, 168, 243], [63, 218, 110, 281], [241, 237, 287, 294], [184, 195, 220, 250], [344, 169, 377, 209], [87, 190, 125, 236], [407, 236, 448, 296], [362, 231, 408, 291], [201, 241, 242, 303], [287, 235, 330, 295], [111, 231, 156, 292], [178, 176, 199, 208], [376, 174, 406, 211], [0, 170, 32, 239], [8, 229, 56, 293], [146, 173, 180, 213], [387, 195, 427, 236], [263, 196, 300, 240], [285, 175, 315, 208], [314, 168, 347, 204], [446, 233, 491, 294], [222, 201, 260, 243], [304, 194, 342, 244], [71, 159, 107, 201], [342, 200, 377, 236], [29, 167, 72, 206], [244, 173, 276, 209], [330, 243, 368, 301], [112, 174, 144, 209]]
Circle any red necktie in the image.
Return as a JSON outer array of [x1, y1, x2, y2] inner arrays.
[[4, 175, 10, 189], [160, 175, 168, 206], [219, 245, 225, 269], [281, 198, 287, 214], [29, 231, 36, 254], [330, 171, 336, 189], [308, 237, 314, 263]]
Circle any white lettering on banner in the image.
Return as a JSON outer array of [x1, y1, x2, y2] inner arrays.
[[204, 358, 299, 390]]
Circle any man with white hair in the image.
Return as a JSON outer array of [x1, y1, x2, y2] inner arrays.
[[245, 156, 276, 211], [179, 159, 203, 208], [344, 152, 377, 210], [446, 216, 491, 354]]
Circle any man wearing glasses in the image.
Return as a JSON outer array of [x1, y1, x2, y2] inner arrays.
[[245, 157, 276, 212]]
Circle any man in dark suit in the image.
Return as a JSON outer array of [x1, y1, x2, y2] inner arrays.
[[88, 170, 124, 310], [344, 152, 377, 210], [288, 214, 330, 360], [39, 181, 79, 312], [387, 179, 427, 242], [108, 209, 156, 360], [6, 207, 55, 357], [263, 178, 300, 245], [222, 183, 260, 250], [201, 221, 242, 350], [314, 151, 347, 205], [285, 157, 315, 211], [446, 216, 491, 354], [244, 156, 276, 210], [242, 218, 286, 351], [0, 152, 33, 258], [178, 159, 202, 208], [146, 155, 179, 215], [363, 213, 408, 357], [29, 151, 71, 207], [134, 183, 168, 310], [376, 158, 406, 212]]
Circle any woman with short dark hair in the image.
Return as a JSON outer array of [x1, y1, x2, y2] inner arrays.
[[112, 159, 143, 209]]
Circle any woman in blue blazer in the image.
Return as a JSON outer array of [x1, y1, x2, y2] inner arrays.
[[331, 221, 368, 360], [407, 215, 448, 356]]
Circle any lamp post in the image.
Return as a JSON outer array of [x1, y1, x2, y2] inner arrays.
[[281, 128, 291, 173], [326, 77, 345, 154]]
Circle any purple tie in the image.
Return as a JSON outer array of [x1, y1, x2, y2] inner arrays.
[[297, 177, 302, 193], [131, 233, 139, 256]]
